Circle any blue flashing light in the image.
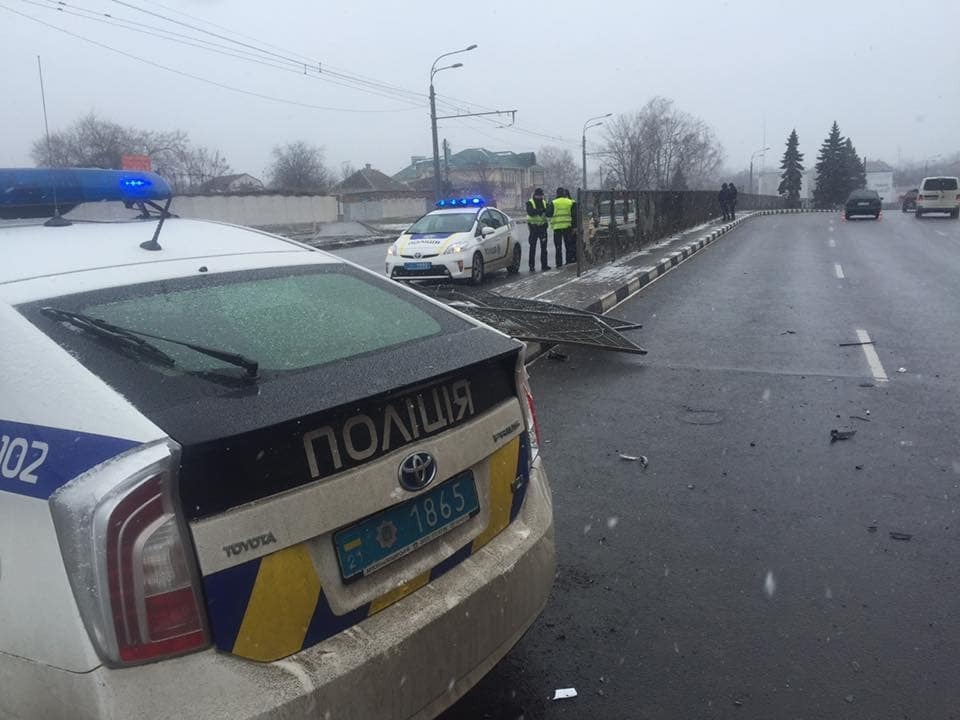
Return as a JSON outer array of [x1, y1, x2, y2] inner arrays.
[[0, 167, 171, 219], [434, 196, 486, 209]]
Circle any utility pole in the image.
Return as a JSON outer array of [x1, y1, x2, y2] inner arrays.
[[581, 114, 611, 191], [429, 45, 477, 203], [749, 146, 770, 195]]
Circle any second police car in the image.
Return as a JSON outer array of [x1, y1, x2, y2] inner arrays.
[[0, 168, 555, 720], [385, 198, 522, 284]]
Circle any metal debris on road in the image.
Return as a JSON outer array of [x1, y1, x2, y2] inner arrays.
[[889, 531, 913, 541], [897, 367, 907, 373], [850, 415, 871, 422], [839, 340, 875, 347], [552, 688, 578, 700], [780, 330, 797, 335], [413, 285, 647, 354], [618, 454, 649, 469], [687, 484, 695, 490], [830, 429, 857, 443], [855, 465, 864, 470], [547, 349, 569, 361]]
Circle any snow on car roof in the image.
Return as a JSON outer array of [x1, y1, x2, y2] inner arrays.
[[0, 218, 334, 285]]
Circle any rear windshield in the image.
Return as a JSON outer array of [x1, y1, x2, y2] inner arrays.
[[849, 190, 879, 200], [22, 263, 467, 392], [922, 178, 959, 191], [407, 212, 477, 234]]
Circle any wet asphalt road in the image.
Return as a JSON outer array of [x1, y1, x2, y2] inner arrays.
[[440, 210, 960, 719]]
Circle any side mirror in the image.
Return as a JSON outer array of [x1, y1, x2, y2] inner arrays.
[[481, 226, 496, 237]]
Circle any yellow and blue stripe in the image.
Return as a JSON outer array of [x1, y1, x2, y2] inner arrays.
[[203, 434, 531, 662]]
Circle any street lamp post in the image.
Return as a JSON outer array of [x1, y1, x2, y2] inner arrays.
[[430, 44, 477, 202], [582, 113, 612, 191], [749, 146, 770, 195]]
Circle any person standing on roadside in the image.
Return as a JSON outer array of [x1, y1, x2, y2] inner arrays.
[[546, 187, 575, 267], [525, 187, 550, 271], [727, 182, 738, 219], [719, 183, 730, 221]]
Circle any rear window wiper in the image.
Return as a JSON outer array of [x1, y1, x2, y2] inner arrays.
[[40, 307, 260, 382]]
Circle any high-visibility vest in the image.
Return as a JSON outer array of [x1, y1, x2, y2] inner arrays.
[[526, 197, 548, 225], [550, 196, 574, 230]]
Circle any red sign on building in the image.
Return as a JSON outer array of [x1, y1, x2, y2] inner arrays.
[[121, 154, 152, 171]]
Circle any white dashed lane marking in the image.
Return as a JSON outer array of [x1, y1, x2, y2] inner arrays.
[[834, 263, 845, 279], [828, 237, 836, 248], [855, 329, 888, 383]]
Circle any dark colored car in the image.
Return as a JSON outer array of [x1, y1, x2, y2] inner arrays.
[[844, 189, 881, 219], [901, 188, 919, 212]]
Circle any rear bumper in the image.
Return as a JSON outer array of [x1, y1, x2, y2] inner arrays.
[[845, 205, 880, 215], [916, 204, 958, 213], [1, 461, 554, 720]]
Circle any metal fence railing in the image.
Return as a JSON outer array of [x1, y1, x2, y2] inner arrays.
[[574, 189, 784, 276]]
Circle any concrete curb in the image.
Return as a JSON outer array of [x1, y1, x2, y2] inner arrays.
[[303, 235, 394, 250], [524, 208, 836, 364]]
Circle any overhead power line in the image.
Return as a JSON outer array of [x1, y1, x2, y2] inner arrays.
[[0, 4, 418, 113]]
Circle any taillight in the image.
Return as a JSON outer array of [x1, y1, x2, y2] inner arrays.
[[515, 354, 541, 466], [50, 440, 209, 666]]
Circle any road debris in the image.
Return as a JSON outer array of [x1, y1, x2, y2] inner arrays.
[[897, 367, 907, 373], [845, 695, 855, 704], [839, 340, 875, 347], [859, 382, 875, 388], [547, 349, 569, 362], [867, 525, 878, 533], [733, 699, 744, 707], [855, 465, 864, 470], [687, 484, 695, 490], [830, 429, 857, 443], [889, 531, 913, 542], [780, 330, 796, 335], [552, 688, 577, 700], [851, 660, 862, 672], [618, 453, 648, 469], [850, 415, 871, 422]]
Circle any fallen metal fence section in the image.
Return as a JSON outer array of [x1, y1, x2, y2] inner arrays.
[[414, 285, 647, 355]]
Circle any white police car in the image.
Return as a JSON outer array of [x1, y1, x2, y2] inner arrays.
[[386, 198, 522, 284], [0, 169, 554, 720]]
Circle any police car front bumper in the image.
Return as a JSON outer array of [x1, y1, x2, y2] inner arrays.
[[387, 255, 473, 281], [11, 460, 554, 720]]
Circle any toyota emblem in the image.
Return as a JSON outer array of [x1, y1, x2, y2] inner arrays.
[[398, 451, 437, 492]]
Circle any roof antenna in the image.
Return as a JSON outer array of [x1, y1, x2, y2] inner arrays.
[[140, 196, 172, 251], [37, 56, 69, 228]]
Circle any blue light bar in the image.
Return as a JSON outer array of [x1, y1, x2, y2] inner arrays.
[[0, 167, 172, 219], [435, 196, 485, 209]]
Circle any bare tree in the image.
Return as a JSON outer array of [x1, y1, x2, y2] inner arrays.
[[600, 97, 724, 190], [537, 146, 580, 193], [30, 112, 231, 192], [267, 141, 332, 193]]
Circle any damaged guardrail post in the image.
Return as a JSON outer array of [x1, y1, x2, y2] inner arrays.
[[576, 187, 583, 278]]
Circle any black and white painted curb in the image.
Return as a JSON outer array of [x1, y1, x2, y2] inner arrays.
[[586, 208, 835, 315]]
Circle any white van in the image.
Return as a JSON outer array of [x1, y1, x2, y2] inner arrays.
[[915, 176, 960, 218]]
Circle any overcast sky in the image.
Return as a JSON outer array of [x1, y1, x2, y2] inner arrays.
[[2, 0, 958, 181]]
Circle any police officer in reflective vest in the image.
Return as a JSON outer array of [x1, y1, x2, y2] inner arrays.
[[526, 188, 549, 271], [547, 187, 576, 266]]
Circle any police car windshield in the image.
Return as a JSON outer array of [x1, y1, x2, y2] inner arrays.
[[407, 212, 476, 235]]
